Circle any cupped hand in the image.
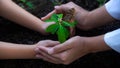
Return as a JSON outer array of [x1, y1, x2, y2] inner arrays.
[[35, 36, 91, 65]]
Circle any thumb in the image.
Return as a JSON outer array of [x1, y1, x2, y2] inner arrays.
[[54, 4, 70, 14], [41, 10, 56, 21]]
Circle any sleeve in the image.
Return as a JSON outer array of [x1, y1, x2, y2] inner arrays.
[[104, 28, 120, 53], [105, 0, 120, 20]]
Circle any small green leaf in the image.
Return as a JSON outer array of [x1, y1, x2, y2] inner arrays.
[[62, 21, 77, 27], [57, 14, 63, 19], [62, 26, 70, 39], [26, 2, 35, 9], [45, 19, 54, 22], [71, 21, 78, 26], [51, 14, 58, 22], [57, 25, 69, 43], [20, 0, 26, 3], [46, 24, 59, 34], [62, 21, 74, 27]]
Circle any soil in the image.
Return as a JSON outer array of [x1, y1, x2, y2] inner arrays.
[[0, 0, 120, 68]]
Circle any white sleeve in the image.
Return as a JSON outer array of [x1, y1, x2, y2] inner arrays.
[[104, 28, 120, 53], [105, 0, 120, 20]]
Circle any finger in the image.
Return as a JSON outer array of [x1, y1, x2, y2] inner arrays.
[[54, 5, 70, 14], [37, 40, 60, 47], [43, 40, 60, 47], [36, 54, 60, 64], [49, 40, 73, 54], [41, 10, 56, 21], [34, 48, 41, 54], [69, 27, 75, 37], [38, 46, 63, 63], [54, 6, 63, 13]]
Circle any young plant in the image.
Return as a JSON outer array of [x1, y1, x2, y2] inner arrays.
[[17, 0, 35, 10], [45, 12, 77, 43]]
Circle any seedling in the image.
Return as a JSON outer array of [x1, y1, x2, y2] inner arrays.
[[45, 8, 77, 43], [19, 0, 35, 9]]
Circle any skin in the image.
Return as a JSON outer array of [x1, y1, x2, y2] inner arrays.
[[0, 0, 54, 34], [0, 40, 59, 59], [36, 35, 111, 65], [35, 2, 116, 65], [0, 0, 57, 59]]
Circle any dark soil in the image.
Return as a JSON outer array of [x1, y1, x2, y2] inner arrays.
[[0, 0, 120, 68]]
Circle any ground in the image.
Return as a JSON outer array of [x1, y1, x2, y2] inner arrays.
[[0, 0, 120, 68]]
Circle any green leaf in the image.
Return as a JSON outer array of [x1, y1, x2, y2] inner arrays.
[[51, 14, 58, 22], [45, 19, 54, 22], [57, 14, 63, 19], [62, 21, 74, 27], [26, 2, 35, 9], [46, 24, 59, 34], [57, 25, 69, 43], [62, 21, 77, 27], [20, 0, 26, 3], [71, 21, 78, 26], [62, 26, 70, 39]]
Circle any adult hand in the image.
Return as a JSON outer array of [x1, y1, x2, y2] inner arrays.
[[35, 35, 110, 65], [41, 2, 81, 20], [41, 2, 89, 34]]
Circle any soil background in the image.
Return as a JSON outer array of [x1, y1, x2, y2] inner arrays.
[[0, 0, 120, 68]]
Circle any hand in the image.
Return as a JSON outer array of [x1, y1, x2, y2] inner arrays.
[[42, 2, 89, 33], [41, 2, 82, 36], [35, 36, 91, 65], [35, 40, 64, 64], [41, 2, 81, 20]]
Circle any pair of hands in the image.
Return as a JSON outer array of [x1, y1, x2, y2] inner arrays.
[[41, 2, 89, 35], [35, 36, 90, 65], [35, 2, 91, 65]]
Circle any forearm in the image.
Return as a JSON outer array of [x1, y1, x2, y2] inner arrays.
[[76, 6, 115, 30], [0, 0, 44, 33], [84, 35, 112, 53], [0, 42, 36, 59]]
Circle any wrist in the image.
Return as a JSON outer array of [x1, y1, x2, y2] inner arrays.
[[74, 8, 91, 30], [84, 35, 112, 53], [80, 37, 93, 54]]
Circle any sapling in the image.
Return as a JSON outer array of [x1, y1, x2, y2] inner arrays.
[[45, 8, 77, 43], [17, 0, 35, 9]]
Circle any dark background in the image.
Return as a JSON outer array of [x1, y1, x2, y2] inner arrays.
[[0, 0, 120, 68]]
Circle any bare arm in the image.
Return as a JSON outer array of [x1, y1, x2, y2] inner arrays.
[[0, 42, 36, 59], [84, 35, 111, 53], [76, 6, 115, 30], [0, 40, 59, 59], [0, 0, 46, 34], [35, 35, 112, 65]]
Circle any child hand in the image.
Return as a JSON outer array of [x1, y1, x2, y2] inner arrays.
[[35, 40, 63, 64]]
